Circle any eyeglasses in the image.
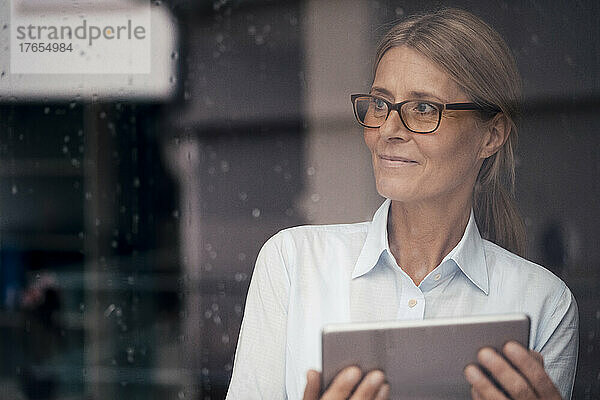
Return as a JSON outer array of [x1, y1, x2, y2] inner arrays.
[[350, 94, 501, 134]]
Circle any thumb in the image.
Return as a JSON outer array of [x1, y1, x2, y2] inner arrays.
[[303, 369, 322, 400]]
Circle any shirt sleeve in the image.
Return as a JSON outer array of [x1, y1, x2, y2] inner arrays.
[[535, 284, 579, 400], [226, 232, 291, 399]]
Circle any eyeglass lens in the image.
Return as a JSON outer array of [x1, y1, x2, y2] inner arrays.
[[354, 96, 441, 133]]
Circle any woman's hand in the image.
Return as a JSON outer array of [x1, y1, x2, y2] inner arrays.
[[302, 367, 390, 400], [464, 341, 562, 399]]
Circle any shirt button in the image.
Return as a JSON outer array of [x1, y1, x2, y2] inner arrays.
[[408, 299, 417, 308], [434, 273, 441, 281]]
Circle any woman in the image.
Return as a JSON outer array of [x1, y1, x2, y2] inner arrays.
[[226, 8, 578, 400]]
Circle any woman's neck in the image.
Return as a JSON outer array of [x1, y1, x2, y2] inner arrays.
[[387, 198, 472, 286]]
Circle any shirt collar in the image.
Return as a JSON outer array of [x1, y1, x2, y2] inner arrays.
[[351, 199, 489, 295]]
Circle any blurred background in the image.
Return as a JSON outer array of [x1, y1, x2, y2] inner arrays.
[[0, 0, 598, 399]]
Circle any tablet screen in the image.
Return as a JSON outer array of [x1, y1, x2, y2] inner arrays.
[[321, 313, 530, 399]]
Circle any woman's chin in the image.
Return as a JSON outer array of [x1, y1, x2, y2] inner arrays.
[[375, 181, 421, 203]]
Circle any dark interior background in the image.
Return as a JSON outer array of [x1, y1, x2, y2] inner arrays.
[[0, 0, 598, 399]]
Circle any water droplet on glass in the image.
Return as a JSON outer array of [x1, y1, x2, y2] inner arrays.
[[104, 304, 116, 317], [11, 185, 17, 195], [127, 347, 135, 363], [239, 192, 248, 201], [44, 107, 50, 114], [395, 7, 404, 15], [220, 160, 229, 172], [252, 208, 261, 218], [311, 193, 321, 202], [565, 55, 575, 66]]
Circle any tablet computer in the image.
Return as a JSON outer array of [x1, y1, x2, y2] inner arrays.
[[321, 313, 530, 399]]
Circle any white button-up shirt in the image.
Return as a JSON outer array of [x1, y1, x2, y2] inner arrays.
[[226, 199, 579, 399]]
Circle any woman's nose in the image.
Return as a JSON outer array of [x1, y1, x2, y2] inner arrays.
[[378, 109, 412, 142]]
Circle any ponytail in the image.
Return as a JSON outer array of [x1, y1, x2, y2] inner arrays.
[[474, 132, 526, 257]]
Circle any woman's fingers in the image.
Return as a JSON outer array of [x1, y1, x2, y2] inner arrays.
[[470, 386, 485, 400], [529, 348, 544, 367], [476, 347, 537, 399], [308, 367, 387, 400], [302, 369, 322, 400], [464, 364, 510, 400], [321, 366, 362, 400], [349, 370, 386, 400], [373, 382, 391, 400], [465, 343, 562, 400], [502, 342, 561, 399]]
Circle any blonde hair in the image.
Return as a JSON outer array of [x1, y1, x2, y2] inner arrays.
[[375, 8, 527, 256]]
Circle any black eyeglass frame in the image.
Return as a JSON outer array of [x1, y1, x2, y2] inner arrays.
[[350, 93, 501, 134]]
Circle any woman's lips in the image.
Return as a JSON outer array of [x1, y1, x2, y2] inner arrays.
[[378, 154, 419, 166]]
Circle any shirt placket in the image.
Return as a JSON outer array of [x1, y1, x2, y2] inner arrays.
[[396, 271, 425, 321]]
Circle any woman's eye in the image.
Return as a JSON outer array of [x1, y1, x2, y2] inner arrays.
[[414, 102, 436, 113], [373, 98, 386, 110]]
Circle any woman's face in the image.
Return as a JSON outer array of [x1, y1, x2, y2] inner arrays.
[[364, 46, 496, 206]]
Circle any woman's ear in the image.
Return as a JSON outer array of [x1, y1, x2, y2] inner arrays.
[[479, 113, 510, 159]]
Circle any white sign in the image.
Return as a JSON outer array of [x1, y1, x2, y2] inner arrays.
[[10, 0, 151, 74]]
